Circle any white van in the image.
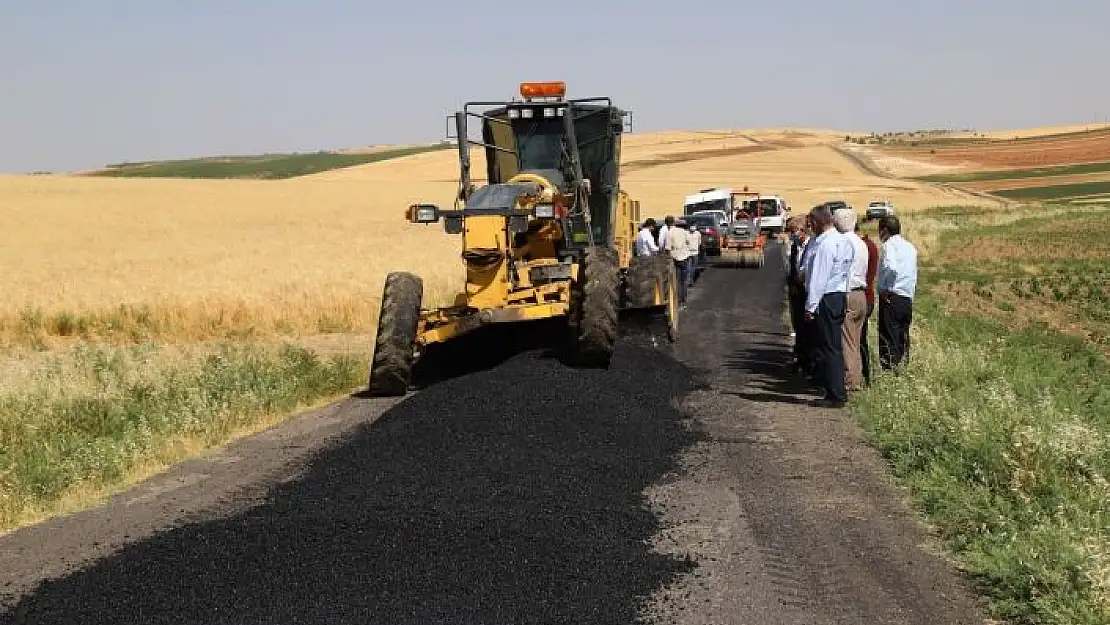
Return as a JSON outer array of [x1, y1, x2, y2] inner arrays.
[[740, 195, 789, 235]]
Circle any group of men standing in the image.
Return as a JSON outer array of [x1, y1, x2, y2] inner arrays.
[[635, 215, 701, 308], [786, 204, 918, 408]]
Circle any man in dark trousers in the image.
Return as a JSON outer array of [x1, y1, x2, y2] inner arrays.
[[876, 215, 918, 371], [785, 215, 812, 373], [856, 220, 880, 386], [803, 204, 854, 408]]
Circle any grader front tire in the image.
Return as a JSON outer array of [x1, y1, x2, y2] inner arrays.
[[367, 271, 423, 397]]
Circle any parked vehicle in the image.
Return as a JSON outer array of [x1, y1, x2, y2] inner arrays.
[[866, 200, 895, 220], [690, 209, 730, 230], [686, 213, 723, 257], [683, 187, 738, 225], [739, 194, 789, 235]]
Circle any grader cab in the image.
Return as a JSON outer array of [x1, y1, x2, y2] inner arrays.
[[366, 81, 678, 396]]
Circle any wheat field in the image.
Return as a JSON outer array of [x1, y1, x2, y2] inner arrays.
[[1, 129, 1001, 347], [1, 127, 1000, 352]]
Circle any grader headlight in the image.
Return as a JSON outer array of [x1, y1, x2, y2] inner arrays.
[[407, 203, 440, 224], [534, 203, 555, 218]]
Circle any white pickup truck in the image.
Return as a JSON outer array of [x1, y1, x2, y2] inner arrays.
[[865, 201, 896, 221], [740, 195, 789, 235]]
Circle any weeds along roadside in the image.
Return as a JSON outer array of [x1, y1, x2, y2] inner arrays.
[[0, 277, 462, 535], [850, 203, 1110, 625]]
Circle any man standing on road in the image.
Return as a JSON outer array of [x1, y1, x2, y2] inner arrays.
[[658, 215, 673, 251], [785, 216, 811, 373], [685, 220, 702, 288], [857, 220, 880, 386], [803, 204, 854, 407], [666, 219, 691, 308], [833, 208, 868, 393], [876, 215, 918, 371], [636, 218, 660, 257]]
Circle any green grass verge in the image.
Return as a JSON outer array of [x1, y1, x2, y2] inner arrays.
[[914, 161, 1110, 183], [850, 207, 1110, 624], [85, 144, 453, 180], [0, 342, 364, 531], [992, 181, 1110, 201]]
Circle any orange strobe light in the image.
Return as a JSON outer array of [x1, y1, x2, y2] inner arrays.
[[520, 81, 566, 99]]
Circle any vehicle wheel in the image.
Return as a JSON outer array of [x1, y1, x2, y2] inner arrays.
[[664, 262, 679, 342], [571, 245, 619, 367], [625, 254, 667, 307], [367, 271, 423, 396]]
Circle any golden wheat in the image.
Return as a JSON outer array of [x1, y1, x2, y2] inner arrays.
[[0, 128, 1001, 350]]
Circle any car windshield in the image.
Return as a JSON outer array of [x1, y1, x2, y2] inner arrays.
[[690, 215, 716, 227]]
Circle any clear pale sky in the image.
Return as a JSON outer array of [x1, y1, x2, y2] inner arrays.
[[2, 0, 1106, 173]]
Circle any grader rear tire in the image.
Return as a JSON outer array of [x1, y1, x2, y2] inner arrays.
[[664, 262, 679, 342], [626, 254, 666, 307], [367, 271, 423, 396], [572, 246, 620, 367]]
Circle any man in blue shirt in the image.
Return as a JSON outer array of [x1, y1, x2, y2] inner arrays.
[[803, 204, 855, 407], [876, 215, 918, 371]]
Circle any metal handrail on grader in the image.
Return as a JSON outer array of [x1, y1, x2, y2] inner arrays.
[[366, 81, 680, 396]]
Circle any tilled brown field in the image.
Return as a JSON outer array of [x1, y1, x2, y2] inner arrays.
[[881, 128, 1110, 171]]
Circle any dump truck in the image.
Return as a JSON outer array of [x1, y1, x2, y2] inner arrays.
[[366, 81, 679, 396]]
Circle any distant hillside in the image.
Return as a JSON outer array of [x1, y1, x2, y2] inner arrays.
[[84, 143, 453, 180]]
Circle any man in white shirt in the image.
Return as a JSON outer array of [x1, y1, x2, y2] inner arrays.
[[657, 216, 673, 252], [803, 203, 855, 407], [635, 218, 660, 257], [833, 208, 869, 392], [876, 215, 918, 371], [684, 221, 702, 287], [667, 220, 691, 307]]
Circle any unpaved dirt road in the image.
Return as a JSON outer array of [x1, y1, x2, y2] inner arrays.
[[0, 242, 987, 624]]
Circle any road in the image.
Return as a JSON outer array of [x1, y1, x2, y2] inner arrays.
[[0, 241, 987, 624]]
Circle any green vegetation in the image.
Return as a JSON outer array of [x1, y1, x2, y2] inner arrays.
[[914, 161, 1110, 183], [993, 181, 1110, 202], [86, 144, 452, 180], [0, 342, 364, 531], [851, 206, 1110, 624]]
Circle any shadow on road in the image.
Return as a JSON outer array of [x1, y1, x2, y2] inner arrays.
[[1, 341, 702, 625], [722, 342, 821, 405]]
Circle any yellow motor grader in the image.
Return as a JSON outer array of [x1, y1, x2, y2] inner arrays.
[[366, 81, 679, 396]]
